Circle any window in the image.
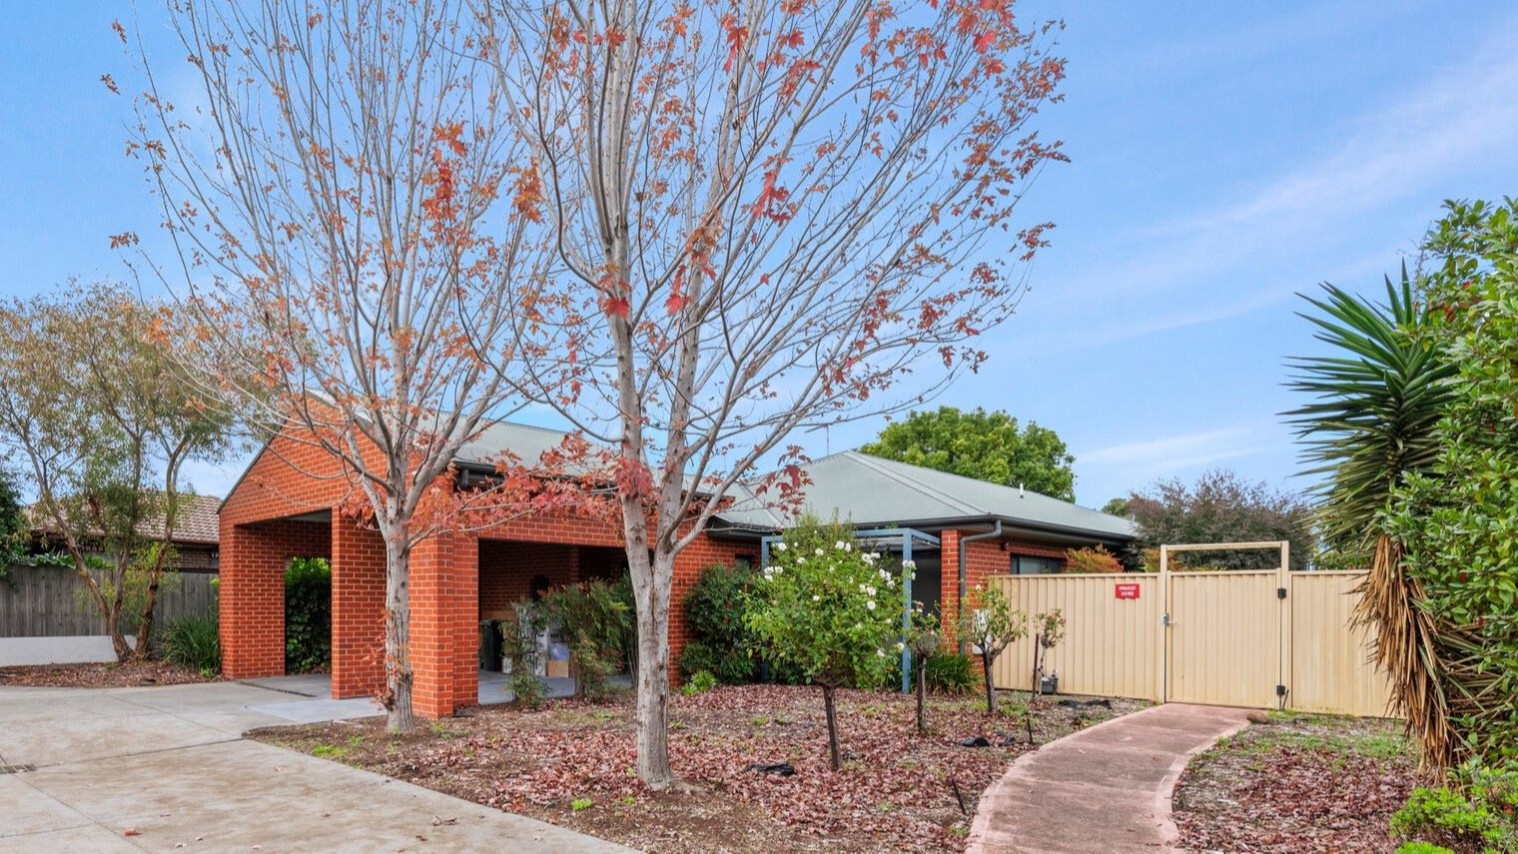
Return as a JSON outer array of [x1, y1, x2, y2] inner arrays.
[[735, 555, 756, 571], [1012, 554, 1063, 575]]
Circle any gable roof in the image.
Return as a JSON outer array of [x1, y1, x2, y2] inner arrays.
[[715, 451, 1137, 541], [28, 493, 223, 546]]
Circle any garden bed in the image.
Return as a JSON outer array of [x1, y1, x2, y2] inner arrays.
[[249, 684, 1141, 852], [1172, 711, 1419, 853], [0, 659, 218, 688]]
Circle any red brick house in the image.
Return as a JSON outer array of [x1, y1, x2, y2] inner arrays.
[[218, 423, 1134, 719]]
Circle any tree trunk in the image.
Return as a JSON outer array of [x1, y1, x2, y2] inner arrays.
[[983, 650, 996, 715], [1031, 638, 1041, 698], [106, 610, 131, 662], [384, 535, 415, 734], [822, 683, 842, 771], [134, 575, 163, 661], [916, 657, 927, 736], [628, 543, 678, 788]]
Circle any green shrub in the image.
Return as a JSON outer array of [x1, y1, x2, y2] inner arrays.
[[163, 613, 220, 675], [1397, 843, 1455, 854], [681, 563, 758, 684], [681, 670, 718, 697], [923, 652, 977, 695], [284, 557, 331, 673], [540, 580, 632, 700], [501, 605, 547, 709], [1391, 760, 1518, 853]]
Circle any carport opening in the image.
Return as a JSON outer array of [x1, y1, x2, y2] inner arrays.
[[477, 540, 631, 683], [284, 554, 332, 674]]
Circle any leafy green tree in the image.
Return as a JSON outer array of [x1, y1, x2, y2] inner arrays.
[[1286, 267, 1455, 768], [0, 283, 232, 660], [861, 407, 1076, 501], [958, 582, 1027, 715], [745, 519, 903, 770], [1119, 470, 1315, 571], [1385, 198, 1518, 769]]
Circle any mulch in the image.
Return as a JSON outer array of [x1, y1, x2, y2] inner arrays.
[[1171, 712, 1420, 853], [249, 684, 1143, 853], [0, 660, 217, 688]]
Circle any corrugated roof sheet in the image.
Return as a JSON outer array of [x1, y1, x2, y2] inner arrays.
[[713, 451, 1137, 539]]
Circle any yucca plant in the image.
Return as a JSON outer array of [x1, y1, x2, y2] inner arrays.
[[1285, 266, 1458, 772]]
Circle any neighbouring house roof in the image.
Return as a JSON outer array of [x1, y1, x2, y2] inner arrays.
[[27, 493, 223, 546], [712, 451, 1138, 542]]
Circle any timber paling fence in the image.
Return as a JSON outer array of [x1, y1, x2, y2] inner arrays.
[[990, 542, 1394, 718], [0, 565, 217, 639]]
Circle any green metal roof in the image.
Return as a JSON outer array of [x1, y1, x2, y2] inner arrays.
[[714, 451, 1137, 541], [448, 423, 1134, 542]]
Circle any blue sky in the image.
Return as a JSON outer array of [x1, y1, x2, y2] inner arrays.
[[2, 3, 1515, 508]]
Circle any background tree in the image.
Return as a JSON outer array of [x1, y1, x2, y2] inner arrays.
[[130, 2, 556, 732], [744, 519, 903, 771], [0, 283, 231, 660], [484, 0, 1066, 786], [958, 582, 1026, 715], [1118, 469, 1315, 571], [861, 407, 1076, 500], [1285, 267, 1456, 769]]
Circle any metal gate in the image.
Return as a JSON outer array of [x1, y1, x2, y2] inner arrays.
[[990, 541, 1394, 716], [1161, 544, 1286, 708]]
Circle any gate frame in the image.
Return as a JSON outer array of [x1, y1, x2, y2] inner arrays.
[[1158, 540, 1289, 705]]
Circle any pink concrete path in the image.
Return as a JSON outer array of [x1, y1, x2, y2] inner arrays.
[[966, 703, 1254, 853]]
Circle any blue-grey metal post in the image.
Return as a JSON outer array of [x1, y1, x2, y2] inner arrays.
[[900, 533, 913, 694]]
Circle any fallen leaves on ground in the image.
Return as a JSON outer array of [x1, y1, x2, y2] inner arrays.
[[0, 660, 215, 688], [250, 684, 1144, 853], [1172, 712, 1420, 853]]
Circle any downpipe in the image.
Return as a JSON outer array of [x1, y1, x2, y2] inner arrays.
[[958, 520, 1003, 655]]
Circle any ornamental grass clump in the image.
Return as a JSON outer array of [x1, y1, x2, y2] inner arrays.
[[745, 518, 905, 771]]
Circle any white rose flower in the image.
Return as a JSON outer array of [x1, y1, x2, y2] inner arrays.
[[844, 542, 853, 553], [902, 560, 916, 570], [866, 600, 877, 611], [796, 557, 805, 566], [834, 540, 847, 550], [876, 648, 887, 657], [774, 542, 787, 552], [812, 594, 821, 602], [895, 641, 906, 652], [815, 547, 825, 557]]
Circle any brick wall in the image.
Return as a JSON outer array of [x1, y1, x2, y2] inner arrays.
[[330, 519, 386, 699], [221, 423, 766, 710], [218, 519, 329, 679], [477, 540, 577, 616], [939, 532, 1068, 647]]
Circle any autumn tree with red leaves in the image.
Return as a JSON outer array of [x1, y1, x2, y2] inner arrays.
[[482, 0, 1066, 785], [123, 2, 556, 733]]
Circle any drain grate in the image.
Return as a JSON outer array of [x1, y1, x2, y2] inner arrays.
[[0, 763, 36, 774]]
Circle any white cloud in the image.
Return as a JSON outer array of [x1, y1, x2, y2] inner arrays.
[[1079, 426, 1265, 475], [1022, 15, 1518, 348]]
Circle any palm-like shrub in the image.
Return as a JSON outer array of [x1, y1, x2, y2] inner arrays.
[[1286, 267, 1456, 770]]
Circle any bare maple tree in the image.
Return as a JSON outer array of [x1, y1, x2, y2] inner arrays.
[[481, 0, 1066, 784], [123, 1, 547, 732]]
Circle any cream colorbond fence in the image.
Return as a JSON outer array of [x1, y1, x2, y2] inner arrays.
[[989, 542, 1395, 717]]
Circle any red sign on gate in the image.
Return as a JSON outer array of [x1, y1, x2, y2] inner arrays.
[[1114, 583, 1141, 600]]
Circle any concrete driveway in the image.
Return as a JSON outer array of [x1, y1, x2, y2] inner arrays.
[[0, 681, 631, 853]]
